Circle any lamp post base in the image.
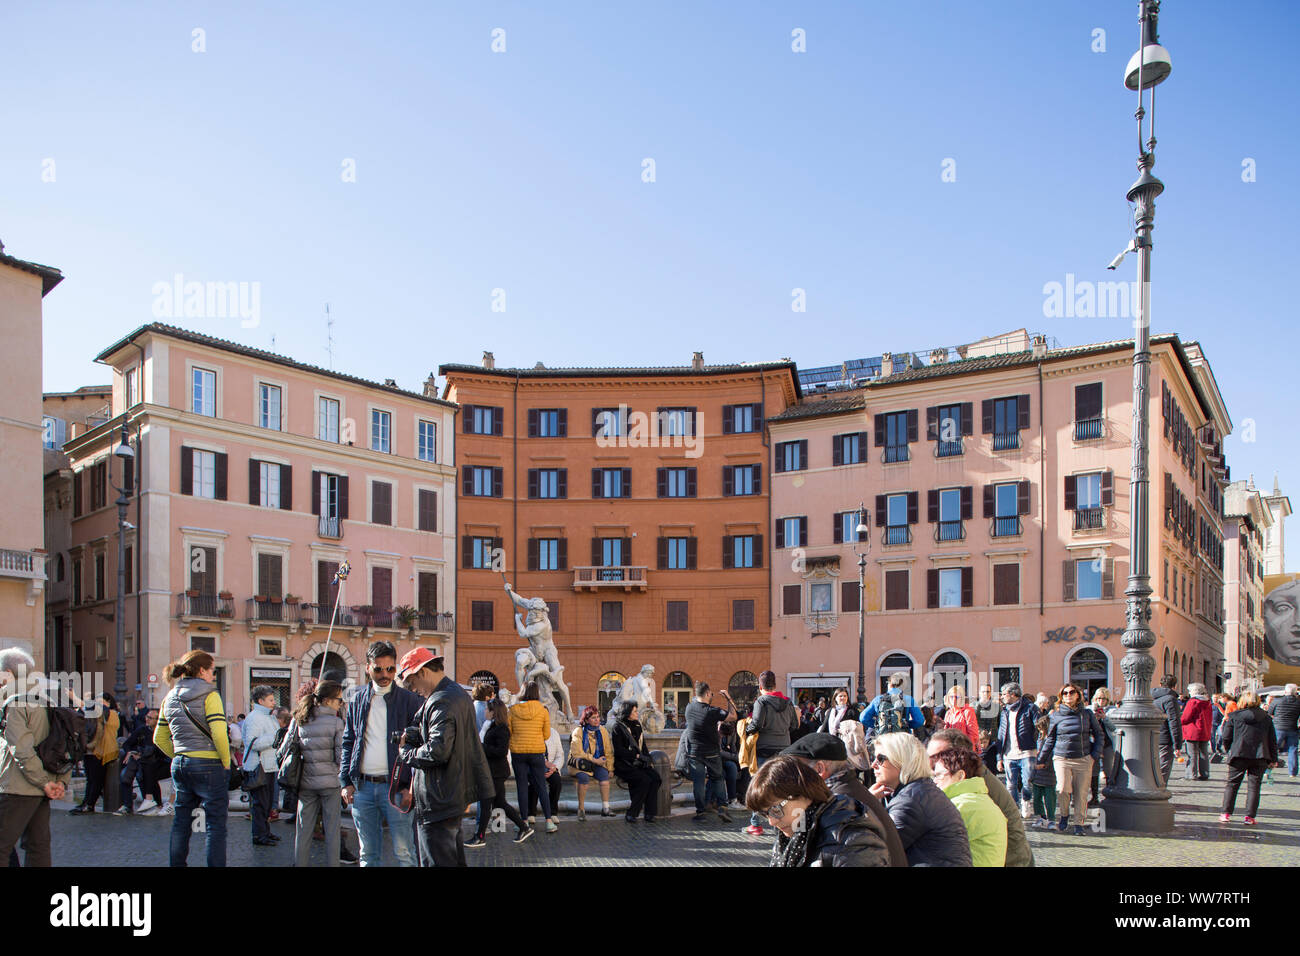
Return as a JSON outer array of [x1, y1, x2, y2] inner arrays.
[[1101, 709, 1175, 833]]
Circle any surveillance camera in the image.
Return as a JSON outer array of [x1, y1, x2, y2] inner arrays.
[[121, 520, 136, 530], [1107, 241, 1136, 271]]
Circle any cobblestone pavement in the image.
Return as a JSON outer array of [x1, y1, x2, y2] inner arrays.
[[42, 771, 1299, 867]]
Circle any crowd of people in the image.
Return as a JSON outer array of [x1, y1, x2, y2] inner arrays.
[[3, 639, 1299, 868]]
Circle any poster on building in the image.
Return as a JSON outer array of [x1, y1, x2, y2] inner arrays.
[[1262, 573, 1300, 686]]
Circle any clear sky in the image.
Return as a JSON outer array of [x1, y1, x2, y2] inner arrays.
[[5, 1, 1297, 564]]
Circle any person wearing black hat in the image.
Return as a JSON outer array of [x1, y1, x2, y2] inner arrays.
[[396, 648, 494, 866], [781, 733, 908, 867]]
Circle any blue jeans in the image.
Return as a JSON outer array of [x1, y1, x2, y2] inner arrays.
[[689, 756, 727, 812], [1003, 755, 1034, 808], [723, 760, 738, 803], [750, 753, 776, 827], [512, 753, 552, 820], [351, 778, 417, 867], [1277, 730, 1299, 777], [170, 756, 227, 867]]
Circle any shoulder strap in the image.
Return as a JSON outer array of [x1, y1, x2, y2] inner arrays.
[[172, 693, 216, 745]]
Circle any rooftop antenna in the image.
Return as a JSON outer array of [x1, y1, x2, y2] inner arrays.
[[324, 303, 335, 369]]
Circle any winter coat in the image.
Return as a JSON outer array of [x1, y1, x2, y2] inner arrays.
[[1037, 705, 1103, 763], [507, 700, 550, 754], [1220, 707, 1279, 763], [884, 777, 973, 867], [568, 724, 615, 776], [975, 698, 1002, 733], [824, 768, 908, 867], [943, 775, 1008, 867], [942, 705, 980, 749], [611, 718, 653, 777], [400, 675, 494, 823], [156, 678, 229, 766], [339, 681, 423, 790], [241, 703, 279, 773], [0, 681, 75, 796], [818, 704, 860, 735], [976, 763, 1033, 867], [862, 692, 925, 735], [1268, 694, 1300, 735], [295, 711, 344, 792], [746, 692, 800, 755], [88, 709, 120, 764], [1029, 741, 1056, 787], [1151, 687, 1184, 748], [997, 697, 1040, 757], [481, 720, 512, 780], [769, 793, 894, 867], [1180, 696, 1213, 743]]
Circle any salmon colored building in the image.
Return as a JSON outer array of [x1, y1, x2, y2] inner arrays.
[[767, 331, 1231, 706], [440, 353, 799, 719], [61, 324, 458, 712]]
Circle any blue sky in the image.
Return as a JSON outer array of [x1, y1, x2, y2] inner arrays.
[[6, 1, 1297, 560]]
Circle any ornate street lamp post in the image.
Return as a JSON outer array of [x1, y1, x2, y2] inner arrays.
[[1100, 0, 1175, 833], [854, 502, 871, 705], [112, 421, 134, 707]]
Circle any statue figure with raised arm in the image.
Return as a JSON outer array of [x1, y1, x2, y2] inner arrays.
[[607, 664, 664, 734], [504, 582, 574, 720]]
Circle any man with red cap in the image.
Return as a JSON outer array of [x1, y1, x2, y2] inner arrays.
[[395, 647, 495, 866]]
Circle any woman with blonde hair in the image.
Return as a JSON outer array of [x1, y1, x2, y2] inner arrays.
[[867, 732, 971, 866], [941, 685, 980, 750]]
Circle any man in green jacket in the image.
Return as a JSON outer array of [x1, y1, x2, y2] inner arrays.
[[928, 728, 1035, 867], [0, 648, 72, 867]]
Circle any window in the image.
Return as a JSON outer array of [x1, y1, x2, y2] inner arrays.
[[189, 546, 217, 595], [724, 534, 761, 569], [192, 367, 216, 417], [1067, 471, 1111, 530], [94, 554, 106, 601], [465, 406, 503, 435], [318, 397, 340, 442], [939, 568, 962, 607], [464, 466, 503, 497], [601, 601, 623, 632], [528, 408, 567, 438], [879, 492, 916, 545], [724, 464, 761, 496], [598, 538, 627, 567], [666, 601, 689, 631], [592, 407, 626, 438], [776, 516, 808, 549], [833, 432, 867, 466], [993, 563, 1019, 605], [55, 553, 65, 583], [259, 461, 281, 509], [658, 467, 696, 498], [417, 420, 437, 462], [125, 367, 140, 408], [656, 407, 696, 437], [465, 536, 501, 570], [89, 461, 107, 510], [1074, 383, 1103, 440], [259, 384, 281, 430], [193, 450, 216, 499], [533, 538, 561, 571], [592, 468, 630, 499], [371, 481, 392, 525], [723, 403, 761, 434], [775, 440, 808, 473], [782, 584, 801, 615], [1076, 559, 1102, 600], [528, 468, 566, 499], [927, 567, 973, 609], [417, 572, 438, 615], [810, 582, 832, 613], [73, 560, 83, 605], [877, 410, 916, 463], [418, 489, 437, 532], [257, 553, 283, 600], [371, 409, 392, 453], [932, 487, 966, 542], [315, 472, 346, 521], [841, 579, 861, 613], [659, 536, 690, 570], [929, 404, 968, 457], [96, 637, 107, 662], [1066, 556, 1114, 602], [984, 396, 1029, 450], [990, 482, 1024, 537], [42, 416, 66, 450], [732, 599, 755, 630], [471, 601, 494, 631], [833, 511, 869, 544]]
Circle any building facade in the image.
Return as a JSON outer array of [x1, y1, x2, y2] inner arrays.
[[0, 243, 62, 670], [1223, 478, 1270, 691], [441, 353, 799, 720], [62, 324, 458, 712], [1262, 476, 1291, 576], [767, 333, 1230, 705]]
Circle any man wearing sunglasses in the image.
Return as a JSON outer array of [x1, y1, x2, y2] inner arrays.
[[339, 641, 423, 866]]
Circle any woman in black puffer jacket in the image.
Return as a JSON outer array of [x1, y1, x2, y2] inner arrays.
[[746, 755, 891, 866], [1218, 691, 1279, 825], [1036, 685, 1103, 834], [286, 680, 345, 866], [471, 698, 530, 845], [868, 732, 971, 866]]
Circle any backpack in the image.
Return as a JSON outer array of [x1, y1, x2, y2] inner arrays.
[[872, 693, 910, 738], [0, 696, 88, 775]]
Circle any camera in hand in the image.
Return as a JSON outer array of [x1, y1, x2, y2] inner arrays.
[[393, 726, 422, 747]]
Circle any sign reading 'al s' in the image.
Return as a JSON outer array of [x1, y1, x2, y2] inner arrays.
[[1044, 625, 1125, 644]]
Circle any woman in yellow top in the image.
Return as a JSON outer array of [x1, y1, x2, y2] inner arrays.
[[508, 682, 556, 833], [153, 650, 231, 867], [68, 691, 120, 814]]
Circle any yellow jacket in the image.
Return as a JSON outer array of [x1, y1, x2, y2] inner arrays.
[[568, 724, 615, 775], [90, 710, 120, 763], [737, 719, 758, 774], [508, 700, 551, 754]]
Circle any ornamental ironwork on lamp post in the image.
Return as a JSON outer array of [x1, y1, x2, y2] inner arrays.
[[1099, 0, 1175, 833]]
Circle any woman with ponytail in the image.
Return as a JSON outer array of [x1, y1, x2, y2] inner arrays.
[[289, 679, 345, 866], [153, 650, 230, 867]]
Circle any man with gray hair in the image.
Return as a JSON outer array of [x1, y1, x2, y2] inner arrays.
[[1266, 683, 1300, 777], [242, 685, 281, 847], [996, 682, 1039, 818], [0, 648, 72, 867]]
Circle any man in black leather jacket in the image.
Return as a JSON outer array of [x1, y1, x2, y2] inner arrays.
[[396, 649, 494, 866], [1151, 675, 1184, 786]]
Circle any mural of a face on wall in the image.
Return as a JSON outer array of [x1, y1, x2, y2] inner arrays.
[[1263, 579, 1300, 668]]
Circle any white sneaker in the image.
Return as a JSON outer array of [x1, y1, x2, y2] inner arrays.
[[136, 799, 158, 814]]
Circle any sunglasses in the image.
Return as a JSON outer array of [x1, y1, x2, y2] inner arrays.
[[371, 666, 397, 674], [1061, 690, 1079, 697], [870, 753, 891, 768]]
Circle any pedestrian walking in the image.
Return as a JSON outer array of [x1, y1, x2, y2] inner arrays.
[[683, 681, 734, 822], [1266, 684, 1300, 777], [242, 685, 281, 847], [931, 745, 1007, 867], [1089, 688, 1118, 804], [1029, 715, 1057, 828], [1152, 675, 1184, 785], [1218, 691, 1278, 826], [69, 691, 119, 815], [941, 686, 980, 750], [508, 682, 556, 833], [1036, 684, 1102, 835], [395, 648, 494, 867], [996, 682, 1039, 821], [611, 700, 661, 823], [467, 697, 531, 847], [286, 680, 344, 866], [1180, 683, 1213, 781], [868, 731, 972, 867], [742, 670, 800, 835], [567, 705, 615, 821], [975, 684, 1001, 738], [340, 641, 423, 867], [862, 672, 924, 739], [154, 650, 230, 867]]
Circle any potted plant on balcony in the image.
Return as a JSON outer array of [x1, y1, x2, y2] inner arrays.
[[394, 605, 418, 636], [285, 593, 301, 606], [218, 590, 233, 600]]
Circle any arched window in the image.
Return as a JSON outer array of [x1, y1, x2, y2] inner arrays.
[[597, 672, 626, 722], [470, 670, 499, 694], [1163, 648, 1170, 680], [56, 554, 65, 582], [728, 670, 759, 714], [310, 651, 347, 683], [876, 653, 915, 697], [932, 651, 970, 701], [1068, 646, 1109, 700], [662, 671, 693, 726]]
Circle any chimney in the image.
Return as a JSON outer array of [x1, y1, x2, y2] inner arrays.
[[482, 351, 495, 370], [534, 362, 546, 370], [955, 344, 970, 359], [929, 348, 948, 365], [1031, 334, 1047, 359], [880, 353, 894, 377], [423, 373, 438, 398], [691, 351, 704, 371], [383, 378, 397, 388]]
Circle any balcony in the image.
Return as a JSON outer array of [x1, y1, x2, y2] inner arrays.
[[176, 591, 235, 629], [992, 516, 1022, 538], [935, 440, 963, 459], [318, 516, 344, 539], [882, 445, 909, 464], [1074, 507, 1105, 531], [882, 525, 911, 547], [934, 520, 965, 543], [572, 566, 649, 592], [992, 431, 1021, 451], [1074, 418, 1104, 441], [418, 610, 455, 633], [0, 548, 45, 606], [245, 597, 297, 631]]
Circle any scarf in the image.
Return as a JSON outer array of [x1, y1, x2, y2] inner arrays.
[[583, 725, 605, 759], [770, 801, 830, 867], [828, 706, 848, 735]]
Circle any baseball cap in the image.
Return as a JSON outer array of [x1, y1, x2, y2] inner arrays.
[[780, 732, 848, 762], [397, 647, 443, 680]]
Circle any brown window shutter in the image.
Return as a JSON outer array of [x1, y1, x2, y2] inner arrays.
[[556, 470, 567, 498], [462, 466, 473, 496], [874, 415, 886, 447], [686, 468, 697, 497], [214, 453, 227, 500], [492, 407, 503, 436], [983, 485, 995, 519], [249, 458, 260, 505], [926, 406, 939, 441], [527, 538, 539, 572], [462, 536, 473, 569], [527, 408, 539, 438], [1018, 395, 1031, 429], [1100, 470, 1114, 506], [783, 584, 801, 616], [799, 440, 808, 468], [492, 467, 503, 498], [906, 409, 918, 443], [1017, 479, 1030, 515], [1064, 475, 1078, 510], [557, 408, 567, 437], [338, 476, 349, 519], [981, 400, 994, 434], [722, 406, 734, 435], [927, 490, 939, 523], [961, 486, 973, 520], [875, 494, 887, 526], [1102, 557, 1115, 599], [418, 572, 437, 612], [961, 403, 973, 436], [722, 466, 734, 496], [180, 448, 192, 496], [686, 537, 697, 570], [722, 536, 734, 569], [754, 465, 761, 495], [73, 471, 83, 516], [799, 517, 808, 547], [886, 570, 909, 610], [527, 469, 539, 499], [557, 538, 568, 570], [1063, 560, 1076, 601], [961, 567, 973, 607], [592, 469, 602, 498], [591, 538, 602, 566], [907, 492, 919, 524], [311, 471, 321, 515], [842, 580, 860, 613], [994, 563, 1019, 605], [775, 519, 785, 549], [832, 435, 843, 466], [621, 468, 631, 497], [621, 537, 632, 564], [656, 537, 667, 570], [463, 406, 475, 433], [833, 513, 844, 544], [656, 469, 667, 498], [753, 535, 763, 567], [280, 464, 292, 511], [926, 569, 940, 608]]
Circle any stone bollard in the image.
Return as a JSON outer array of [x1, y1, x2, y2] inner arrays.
[[648, 750, 673, 819]]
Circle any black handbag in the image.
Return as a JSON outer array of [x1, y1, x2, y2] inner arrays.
[[240, 739, 269, 791], [276, 721, 305, 791]]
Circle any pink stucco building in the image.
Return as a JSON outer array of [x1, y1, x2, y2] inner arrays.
[[768, 331, 1230, 706], [61, 324, 458, 712]]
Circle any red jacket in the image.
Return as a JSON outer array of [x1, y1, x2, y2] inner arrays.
[[1181, 697, 1213, 742], [942, 705, 980, 749]]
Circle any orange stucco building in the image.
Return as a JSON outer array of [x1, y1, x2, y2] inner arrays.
[[440, 354, 799, 719]]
